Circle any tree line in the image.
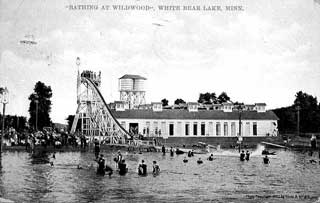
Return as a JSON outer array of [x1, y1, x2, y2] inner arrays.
[[161, 91, 232, 106], [0, 115, 27, 132]]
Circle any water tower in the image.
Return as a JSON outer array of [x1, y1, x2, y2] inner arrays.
[[119, 74, 146, 109]]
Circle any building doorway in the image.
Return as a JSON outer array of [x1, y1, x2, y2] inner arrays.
[[129, 123, 139, 136]]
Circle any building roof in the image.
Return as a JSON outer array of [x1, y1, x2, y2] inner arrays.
[[111, 109, 279, 120], [119, 74, 147, 80], [151, 102, 162, 104], [255, 103, 266, 106], [222, 102, 233, 105], [114, 101, 126, 104]]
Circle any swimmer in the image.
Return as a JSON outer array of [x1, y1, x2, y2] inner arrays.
[[52, 152, 56, 159], [197, 158, 203, 164], [245, 150, 250, 161], [309, 159, 317, 164], [183, 157, 188, 163], [138, 160, 147, 176], [97, 154, 106, 176], [152, 161, 160, 175], [240, 150, 245, 161], [263, 155, 270, 164], [207, 154, 214, 161], [50, 161, 54, 167], [119, 159, 128, 176]]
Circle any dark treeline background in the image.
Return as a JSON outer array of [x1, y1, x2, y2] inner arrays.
[[273, 91, 320, 134], [0, 115, 27, 132]]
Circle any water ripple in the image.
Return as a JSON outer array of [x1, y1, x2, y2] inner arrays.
[[0, 150, 319, 202]]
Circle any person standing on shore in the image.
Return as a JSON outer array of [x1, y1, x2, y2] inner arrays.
[[138, 160, 147, 176]]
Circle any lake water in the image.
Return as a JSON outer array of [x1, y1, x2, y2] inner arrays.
[[0, 146, 320, 203]]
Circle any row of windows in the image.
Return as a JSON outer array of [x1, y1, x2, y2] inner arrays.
[[122, 121, 258, 136], [179, 122, 257, 136]]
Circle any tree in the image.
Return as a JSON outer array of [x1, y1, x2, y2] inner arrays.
[[198, 92, 217, 104], [28, 81, 53, 131], [273, 91, 320, 133], [174, 98, 186, 105], [217, 92, 231, 104], [273, 106, 296, 134], [293, 91, 320, 133], [161, 98, 169, 107], [294, 91, 318, 110]]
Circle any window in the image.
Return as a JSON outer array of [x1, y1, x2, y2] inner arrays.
[[153, 121, 158, 135], [146, 122, 150, 136], [169, 123, 174, 136], [224, 122, 228, 136], [253, 122, 257, 136], [208, 122, 213, 136], [193, 123, 197, 135], [201, 123, 205, 136], [216, 122, 221, 136], [177, 122, 182, 136], [121, 121, 125, 128], [231, 122, 236, 136], [161, 122, 166, 136], [185, 123, 189, 136], [245, 122, 250, 136]]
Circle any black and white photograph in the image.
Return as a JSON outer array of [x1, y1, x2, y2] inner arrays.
[[0, 0, 320, 202]]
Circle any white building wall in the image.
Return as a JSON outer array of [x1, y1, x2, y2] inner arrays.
[[116, 118, 277, 137]]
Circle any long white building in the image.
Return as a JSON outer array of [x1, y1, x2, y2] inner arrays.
[[111, 102, 279, 138]]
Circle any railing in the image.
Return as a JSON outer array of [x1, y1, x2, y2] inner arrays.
[[127, 140, 155, 147]]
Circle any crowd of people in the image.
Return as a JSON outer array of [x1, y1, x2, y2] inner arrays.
[[2, 128, 91, 151]]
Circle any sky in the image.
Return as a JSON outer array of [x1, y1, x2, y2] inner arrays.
[[0, 0, 320, 124]]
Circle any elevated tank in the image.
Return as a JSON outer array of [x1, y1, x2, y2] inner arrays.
[[119, 78, 133, 91], [133, 79, 145, 91]]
